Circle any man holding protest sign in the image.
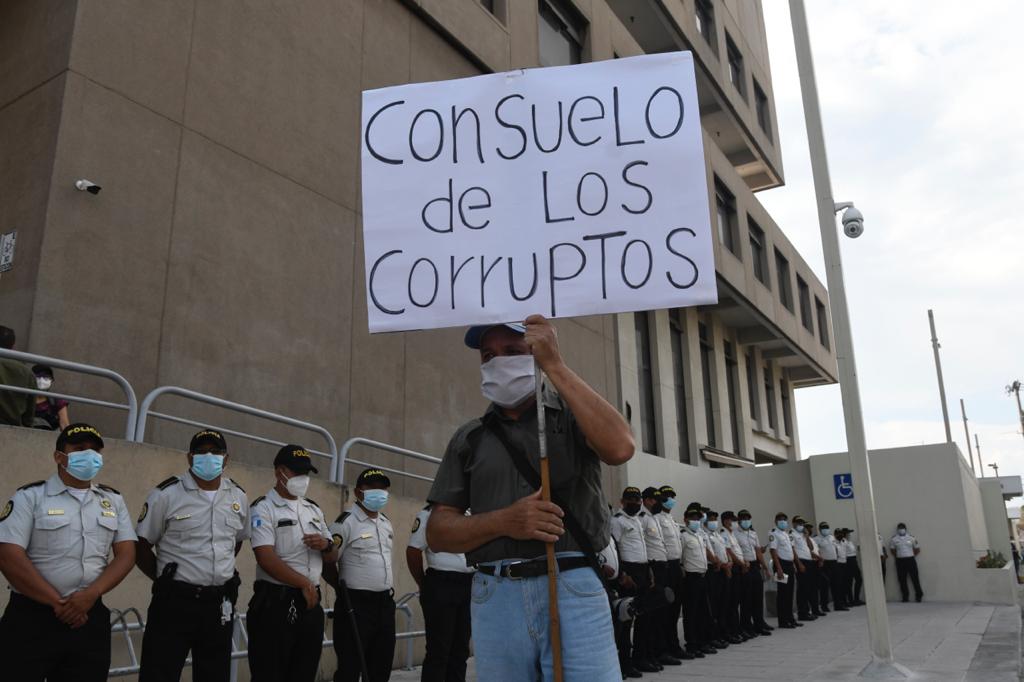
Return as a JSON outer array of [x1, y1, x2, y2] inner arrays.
[[425, 316, 634, 681]]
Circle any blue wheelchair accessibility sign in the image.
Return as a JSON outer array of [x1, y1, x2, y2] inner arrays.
[[834, 474, 854, 500]]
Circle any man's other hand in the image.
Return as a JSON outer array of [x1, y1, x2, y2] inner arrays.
[[503, 490, 564, 543]]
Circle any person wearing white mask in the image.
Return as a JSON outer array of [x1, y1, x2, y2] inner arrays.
[[889, 523, 923, 603], [248, 444, 335, 681], [31, 364, 71, 430], [327, 468, 396, 682], [135, 429, 249, 682], [426, 316, 635, 682], [0, 423, 136, 681]]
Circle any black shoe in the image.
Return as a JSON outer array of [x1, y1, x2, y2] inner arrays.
[[757, 622, 775, 631], [834, 606, 850, 611], [686, 648, 705, 659], [649, 661, 664, 672], [778, 622, 797, 629], [633, 660, 658, 673], [798, 615, 817, 622], [821, 606, 831, 613], [758, 628, 773, 636], [713, 639, 729, 649], [669, 646, 687, 659], [678, 649, 695, 660], [792, 621, 804, 627], [622, 665, 643, 679], [658, 655, 682, 666], [916, 596, 923, 603], [727, 634, 744, 644], [813, 610, 826, 617], [700, 645, 718, 655]]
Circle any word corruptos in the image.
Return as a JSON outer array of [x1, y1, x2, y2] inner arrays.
[[368, 227, 701, 317], [364, 85, 686, 166]]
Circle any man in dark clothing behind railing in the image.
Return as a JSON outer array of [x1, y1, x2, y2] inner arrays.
[[0, 326, 35, 427]]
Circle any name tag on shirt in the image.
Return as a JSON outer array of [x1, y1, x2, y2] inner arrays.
[[174, 514, 192, 521], [102, 510, 116, 517], [359, 533, 373, 539], [277, 519, 295, 527], [47, 509, 64, 515]]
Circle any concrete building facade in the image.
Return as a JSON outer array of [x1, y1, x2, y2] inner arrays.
[[0, 0, 836, 497]]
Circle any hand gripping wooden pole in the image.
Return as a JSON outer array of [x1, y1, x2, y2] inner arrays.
[[535, 359, 564, 682]]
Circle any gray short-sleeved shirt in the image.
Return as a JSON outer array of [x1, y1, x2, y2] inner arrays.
[[0, 475, 137, 597], [427, 388, 610, 565]]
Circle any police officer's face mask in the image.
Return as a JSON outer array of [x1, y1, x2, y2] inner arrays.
[[62, 449, 103, 482], [739, 519, 752, 530], [362, 489, 389, 512], [480, 355, 536, 408], [191, 453, 225, 481], [623, 502, 641, 516], [897, 528, 907, 536], [281, 472, 310, 498]]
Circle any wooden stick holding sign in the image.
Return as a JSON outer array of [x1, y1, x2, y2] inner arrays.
[[534, 359, 564, 682]]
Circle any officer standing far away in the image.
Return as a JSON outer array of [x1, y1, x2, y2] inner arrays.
[[890, 523, 923, 603], [135, 429, 249, 682], [640, 486, 678, 669], [789, 516, 815, 622], [767, 513, 800, 629], [703, 510, 731, 649], [843, 529, 864, 606], [817, 522, 846, 612], [680, 503, 714, 658], [719, 511, 749, 643], [734, 510, 773, 637], [657, 485, 689, 661], [407, 503, 474, 682], [609, 486, 649, 678], [0, 423, 136, 682], [326, 468, 395, 682], [878, 533, 888, 582], [248, 445, 335, 682], [425, 316, 635, 682]]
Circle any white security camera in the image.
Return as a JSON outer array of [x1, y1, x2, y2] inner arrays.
[[74, 179, 102, 195], [834, 202, 863, 239]]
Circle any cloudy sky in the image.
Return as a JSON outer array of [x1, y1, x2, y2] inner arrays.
[[756, 1, 1024, 506]]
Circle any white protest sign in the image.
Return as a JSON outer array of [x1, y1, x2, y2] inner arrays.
[[360, 52, 717, 333]]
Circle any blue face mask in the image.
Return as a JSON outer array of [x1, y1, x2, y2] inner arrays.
[[687, 520, 701, 532], [739, 519, 752, 530], [821, 527, 832, 536], [662, 498, 676, 511], [707, 520, 719, 531], [191, 453, 225, 481], [63, 449, 103, 482], [362, 489, 389, 512], [776, 520, 789, 531], [898, 528, 907, 536], [794, 524, 804, 533]]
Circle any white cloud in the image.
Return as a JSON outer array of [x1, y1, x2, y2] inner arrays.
[[759, 1, 1024, 494]]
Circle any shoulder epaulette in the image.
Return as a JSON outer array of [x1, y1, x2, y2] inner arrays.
[[17, 480, 44, 491], [334, 511, 351, 524], [613, 511, 623, 517], [305, 497, 320, 508], [381, 512, 389, 520], [156, 476, 179, 490], [639, 511, 647, 517], [422, 504, 431, 511], [250, 495, 266, 507], [97, 483, 121, 495], [228, 478, 245, 493]]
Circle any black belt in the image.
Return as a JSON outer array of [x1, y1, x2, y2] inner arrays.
[[163, 579, 228, 601], [254, 580, 321, 599], [477, 556, 589, 579], [425, 568, 474, 581]]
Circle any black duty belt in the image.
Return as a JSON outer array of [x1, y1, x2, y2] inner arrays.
[[477, 556, 589, 579], [163, 579, 228, 601], [254, 580, 320, 599]]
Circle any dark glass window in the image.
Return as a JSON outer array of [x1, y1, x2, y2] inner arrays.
[[764, 367, 777, 431], [695, 0, 715, 49], [797, 276, 813, 332], [699, 322, 716, 448], [745, 350, 759, 422], [749, 218, 768, 285], [715, 178, 738, 257], [726, 33, 745, 98], [780, 379, 792, 437], [538, 0, 583, 67], [816, 298, 830, 349], [775, 249, 793, 311], [754, 79, 772, 140], [724, 341, 741, 454], [670, 310, 690, 461], [635, 312, 659, 455]]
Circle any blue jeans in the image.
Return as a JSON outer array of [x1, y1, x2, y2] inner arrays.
[[472, 557, 620, 682]]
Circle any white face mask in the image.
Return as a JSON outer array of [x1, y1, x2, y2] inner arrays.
[[283, 474, 310, 498], [480, 355, 536, 408], [36, 377, 53, 391]]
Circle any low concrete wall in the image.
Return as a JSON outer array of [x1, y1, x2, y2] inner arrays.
[[980, 478, 1014, 561]]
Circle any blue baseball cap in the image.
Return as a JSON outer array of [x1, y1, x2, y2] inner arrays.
[[464, 323, 526, 349]]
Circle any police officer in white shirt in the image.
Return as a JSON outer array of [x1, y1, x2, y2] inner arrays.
[[407, 504, 473, 682], [878, 533, 888, 582], [767, 513, 800, 629], [680, 503, 715, 657], [248, 445, 335, 681], [719, 511, 750, 643], [843, 529, 864, 606], [704, 510, 731, 648], [789, 516, 816, 622], [835, 527, 849, 605], [890, 522, 923, 602], [640, 486, 679, 669], [135, 429, 249, 682], [0, 423, 136, 682], [734, 510, 772, 637], [656, 485, 688, 661], [816, 522, 847, 612], [327, 468, 395, 682], [610, 486, 650, 676], [802, 520, 826, 619]]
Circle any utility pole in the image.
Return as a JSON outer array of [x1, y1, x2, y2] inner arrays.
[[1007, 380, 1024, 442], [975, 434, 984, 477], [928, 310, 953, 443], [960, 399, 976, 474], [989, 462, 1000, 478]]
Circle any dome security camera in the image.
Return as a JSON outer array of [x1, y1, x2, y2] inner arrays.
[[841, 206, 864, 239], [75, 179, 102, 195]]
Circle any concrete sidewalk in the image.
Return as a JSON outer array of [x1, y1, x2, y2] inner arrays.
[[390, 602, 1021, 681]]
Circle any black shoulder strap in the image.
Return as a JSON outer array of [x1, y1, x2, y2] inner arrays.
[[482, 419, 603, 580]]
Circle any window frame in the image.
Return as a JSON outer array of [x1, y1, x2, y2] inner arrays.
[[774, 248, 793, 311], [754, 79, 772, 140], [725, 32, 745, 99], [763, 366, 777, 432], [780, 378, 793, 438], [748, 217, 768, 286], [714, 177, 739, 258], [634, 311, 659, 456], [815, 297, 831, 350], [669, 309, 690, 461], [538, 0, 584, 67], [797, 275, 813, 332], [699, 322, 717, 449], [695, 0, 716, 50], [724, 341, 741, 455], [745, 349, 759, 423]]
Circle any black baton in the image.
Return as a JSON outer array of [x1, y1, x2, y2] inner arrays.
[[337, 578, 370, 681]]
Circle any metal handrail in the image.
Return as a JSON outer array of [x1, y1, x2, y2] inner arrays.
[[134, 386, 338, 480], [0, 347, 138, 438], [336, 437, 442, 484]]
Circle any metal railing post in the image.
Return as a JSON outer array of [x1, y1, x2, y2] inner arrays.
[[337, 437, 442, 485]]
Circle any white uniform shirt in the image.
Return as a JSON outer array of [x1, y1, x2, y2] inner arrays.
[[836, 538, 847, 563], [890, 533, 918, 559], [249, 488, 332, 584], [610, 510, 647, 564], [808, 534, 821, 559], [818, 534, 838, 560], [599, 538, 620, 580], [0, 475, 136, 597], [767, 527, 794, 561], [330, 504, 394, 591], [720, 527, 743, 563], [845, 538, 858, 558], [735, 527, 759, 562], [658, 512, 682, 560], [407, 507, 472, 573], [877, 533, 885, 556], [790, 530, 812, 560], [136, 473, 249, 586], [681, 527, 709, 573], [706, 526, 728, 563], [639, 510, 667, 562]]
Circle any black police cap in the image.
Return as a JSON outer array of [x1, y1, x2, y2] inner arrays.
[[189, 429, 227, 453], [56, 423, 104, 451], [273, 444, 319, 474], [658, 485, 676, 498], [622, 486, 642, 499], [641, 487, 661, 500], [357, 468, 391, 488]]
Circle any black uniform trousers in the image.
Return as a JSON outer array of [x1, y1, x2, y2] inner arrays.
[[663, 560, 684, 651], [802, 561, 823, 615], [881, 557, 887, 582], [419, 569, 472, 682], [0, 593, 110, 682], [646, 560, 669, 658], [776, 560, 796, 626], [848, 557, 863, 603], [823, 560, 846, 609], [705, 568, 726, 639], [140, 582, 235, 682], [795, 561, 813, 617], [247, 581, 325, 682], [895, 557, 923, 602], [682, 571, 712, 651], [740, 567, 768, 631], [618, 562, 649, 666], [818, 560, 832, 611], [334, 588, 396, 682]]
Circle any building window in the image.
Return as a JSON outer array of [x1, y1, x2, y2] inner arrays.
[[699, 322, 716, 448], [635, 312, 659, 455], [695, 0, 716, 50], [724, 341, 741, 454], [748, 218, 768, 285], [480, 0, 495, 14], [764, 367, 777, 431], [797, 275, 813, 332], [745, 350, 759, 422], [816, 298, 830, 350], [538, 0, 583, 67], [726, 33, 745, 98], [669, 310, 690, 461], [775, 249, 793, 311], [715, 178, 739, 258], [780, 379, 793, 437], [754, 79, 772, 140]]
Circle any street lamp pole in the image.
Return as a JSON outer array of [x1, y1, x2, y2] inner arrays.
[[928, 310, 953, 444], [789, 1, 902, 674]]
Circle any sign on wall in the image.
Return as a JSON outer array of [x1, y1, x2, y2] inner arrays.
[[360, 52, 717, 333], [834, 473, 854, 500], [0, 231, 15, 273]]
